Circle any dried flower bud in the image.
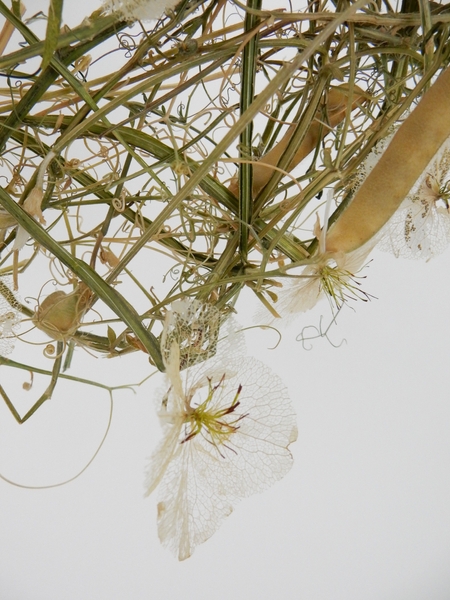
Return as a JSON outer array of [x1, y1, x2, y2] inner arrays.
[[32, 283, 92, 341], [99, 247, 120, 268], [13, 186, 46, 251], [23, 187, 45, 224]]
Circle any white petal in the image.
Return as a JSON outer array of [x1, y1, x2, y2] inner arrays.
[[144, 419, 182, 497], [145, 354, 296, 560], [379, 196, 450, 259], [13, 225, 30, 251]]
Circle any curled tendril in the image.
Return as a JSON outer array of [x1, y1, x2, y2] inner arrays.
[[112, 190, 127, 212], [118, 32, 139, 56], [296, 311, 346, 351]]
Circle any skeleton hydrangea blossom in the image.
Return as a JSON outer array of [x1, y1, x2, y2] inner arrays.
[[144, 301, 297, 560], [378, 136, 450, 260]]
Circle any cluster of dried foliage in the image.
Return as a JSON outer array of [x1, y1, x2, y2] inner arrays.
[[0, 0, 449, 423]]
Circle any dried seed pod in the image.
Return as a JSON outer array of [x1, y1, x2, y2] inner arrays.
[[32, 283, 92, 341], [326, 67, 450, 254], [13, 186, 46, 252], [229, 84, 366, 198], [23, 186, 45, 224], [378, 136, 450, 260]]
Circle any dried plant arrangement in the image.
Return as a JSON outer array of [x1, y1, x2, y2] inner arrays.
[[0, 0, 449, 559]]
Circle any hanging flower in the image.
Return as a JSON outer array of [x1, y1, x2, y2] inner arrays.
[[378, 136, 450, 260], [102, 0, 180, 22], [258, 191, 374, 323], [145, 303, 297, 560], [272, 245, 373, 318]]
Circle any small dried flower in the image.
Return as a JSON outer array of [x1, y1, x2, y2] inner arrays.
[[259, 192, 374, 323], [265, 246, 373, 320], [145, 303, 297, 560]]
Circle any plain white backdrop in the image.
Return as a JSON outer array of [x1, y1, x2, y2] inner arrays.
[[1, 1, 450, 599]]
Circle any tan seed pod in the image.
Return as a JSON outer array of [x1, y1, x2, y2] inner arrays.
[[32, 283, 92, 341], [23, 187, 45, 224], [229, 84, 366, 198], [326, 67, 450, 254]]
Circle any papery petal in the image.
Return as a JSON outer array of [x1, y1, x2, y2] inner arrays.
[[378, 136, 450, 260], [13, 225, 30, 251], [144, 421, 183, 497], [145, 355, 296, 560], [23, 187, 45, 224], [256, 239, 374, 325]]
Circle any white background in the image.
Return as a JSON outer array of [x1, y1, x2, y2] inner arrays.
[[1, 1, 450, 599]]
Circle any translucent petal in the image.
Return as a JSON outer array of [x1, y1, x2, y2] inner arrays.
[[378, 139, 450, 260], [145, 320, 296, 560], [379, 194, 450, 259], [256, 243, 374, 324], [161, 299, 226, 370]]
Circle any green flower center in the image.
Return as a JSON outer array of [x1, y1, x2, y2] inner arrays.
[[182, 375, 245, 454]]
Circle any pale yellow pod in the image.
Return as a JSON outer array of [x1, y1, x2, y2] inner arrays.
[[229, 85, 365, 198], [326, 67, 450, 254], [32, 283, 92, 341]]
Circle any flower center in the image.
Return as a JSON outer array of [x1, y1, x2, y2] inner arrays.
[[182, 375, 245, 454], [319, 263, 371, 309]]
